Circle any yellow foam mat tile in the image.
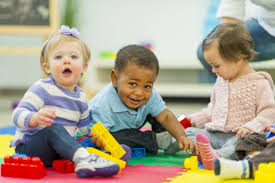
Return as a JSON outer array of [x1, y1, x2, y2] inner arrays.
[[163, 168, 255, 183], [0, 135, 15, 158]]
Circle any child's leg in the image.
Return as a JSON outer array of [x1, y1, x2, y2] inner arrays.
[[216, 135, 238, 160], [196, 133, 220, 169], [250, 141, 275, 168], [235, 132, 267, 160], [15, 123, 81, 166], [111, 128, 158, 154], [16, 124, 119, 177], [214, 158, 254, 179]]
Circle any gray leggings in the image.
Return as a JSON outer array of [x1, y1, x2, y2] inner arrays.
[[186, 127, 238, 159]]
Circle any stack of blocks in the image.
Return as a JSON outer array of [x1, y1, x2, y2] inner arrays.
[[1, 155, 46, 179], [89, 121, 127, 172]]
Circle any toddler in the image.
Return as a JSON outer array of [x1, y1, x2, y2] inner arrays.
[[89, 44, 197, 155], [186, 23, 275, 169], [11, 25, 119, 178]]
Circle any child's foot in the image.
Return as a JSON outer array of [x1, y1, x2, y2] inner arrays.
[[156, 131, 172, 150], [164, 141, 180, 154], [214, 158, 253, 179], [120, 144, 131, 163], [196, 133, 220, 169], [75, 153, 119, 178]]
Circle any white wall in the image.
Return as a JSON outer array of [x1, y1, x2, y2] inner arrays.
[[79, 0, 209, 61]]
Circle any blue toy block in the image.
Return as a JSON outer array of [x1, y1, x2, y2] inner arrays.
[[12, 153, 27, 158], [78, 137, 97, 148], [266, 124, 275, 139], [130, 148, 146, 158]]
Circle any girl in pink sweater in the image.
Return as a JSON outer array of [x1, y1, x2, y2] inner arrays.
[[186, 23, 275, 170]]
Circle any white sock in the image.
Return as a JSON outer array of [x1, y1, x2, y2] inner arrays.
[[72, 147, 90, 162], [214, 158, 252, 179]]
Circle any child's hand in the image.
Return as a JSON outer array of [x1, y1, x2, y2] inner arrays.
[[264, 124, 273, 132], [178, 136, 198, 155], [266, 128, 275, 143], [89, 133, 105, 148], [29, 108, 55, 127], [232, 127, 252, 140]]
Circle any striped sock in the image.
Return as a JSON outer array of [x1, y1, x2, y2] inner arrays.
[[196, 133, 220, 170], [214, 158, 253, 179]]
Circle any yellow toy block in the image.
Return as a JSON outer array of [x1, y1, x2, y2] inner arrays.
[[255, 163, 275, 183], [91, 121, 125, 159], [184, 156, 198, 170], [86, 147, 126, 170]]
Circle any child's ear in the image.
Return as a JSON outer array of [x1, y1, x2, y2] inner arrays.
[[42, 62, 51, 74], [111, 69, 119, 88]]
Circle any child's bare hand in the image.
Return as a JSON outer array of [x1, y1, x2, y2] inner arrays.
[[89, 133, 105, 148], [264, 124, 274, 132], [266, 128, 275, 143], [178, 136, 198, 155], [232, 127, 252, 140], [29, 108, 55, 127]]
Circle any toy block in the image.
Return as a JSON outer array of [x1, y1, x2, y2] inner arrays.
[[52, 159, 74, 173], [86, 147, 126, 171], [177, 114, 191, 129], [130, 148, 146, 158], [184, 156, 198, 170], [266, 124, 275, 139], [255, 163, 275, 183], [12, 153, 27, 158], [77, 137, 97, 148], [91, 121, 125, 159], [1, 156, 46, 179]]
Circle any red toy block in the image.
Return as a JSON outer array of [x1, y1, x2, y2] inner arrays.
[[52, 159, 75, 173], [177, 114, 191, 129], [1, 156, 46, 179]]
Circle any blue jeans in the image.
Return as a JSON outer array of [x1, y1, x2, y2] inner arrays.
[[15, 124, 82, 167], [197, 18, 275, 77], [185, 127, 238, 159]]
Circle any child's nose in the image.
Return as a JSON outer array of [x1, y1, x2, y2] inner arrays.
[[135, 87, 144, 96], [63, 56, 72, 64]]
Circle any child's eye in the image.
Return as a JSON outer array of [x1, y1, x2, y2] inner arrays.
[[55, 55, 62, 59], [71, 55, 78, 59], [144, 85, 151, 89], [129, 82, 136, 87], [213, 65, 220, 69]]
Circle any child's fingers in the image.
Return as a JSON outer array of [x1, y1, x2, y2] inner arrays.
[[267, 136, 275, 143], [183, 143, 189, 153], [270, 128, 275, 133], [188, 142, 195, 154], [232, 127, 239, 133]]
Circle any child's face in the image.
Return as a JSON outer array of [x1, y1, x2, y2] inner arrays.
[[203, 40, 242, 81], [43, 41, 87, 91], [112, 62, 157, 109]]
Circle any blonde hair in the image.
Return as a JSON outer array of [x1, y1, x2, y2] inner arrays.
[[40, 32, 91, 78]]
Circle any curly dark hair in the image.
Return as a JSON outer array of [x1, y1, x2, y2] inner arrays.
[[114, 44, 159, 75]]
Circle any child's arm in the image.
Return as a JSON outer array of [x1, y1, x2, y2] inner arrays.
[[187, 89, 215, 128], [12, 83, 55, 129], [156, 109, 197, 154]]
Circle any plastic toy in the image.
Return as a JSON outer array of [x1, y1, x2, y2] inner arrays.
[[184, 156, 198, 170], [266, 124, 275, 139], [12, 153, 27, 158], [91, 121, 126, 159], [177, 114, 191, 129], [255, 162, 275, 183], [77, 137, 97, 148], [52, 159, 74, 173], [131, 148, 146, 158], [86, 147, 126, 171], [1, 156, 46, 179]]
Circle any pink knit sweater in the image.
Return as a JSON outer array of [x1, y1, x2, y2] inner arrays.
[[189, 72, 275, 133]]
